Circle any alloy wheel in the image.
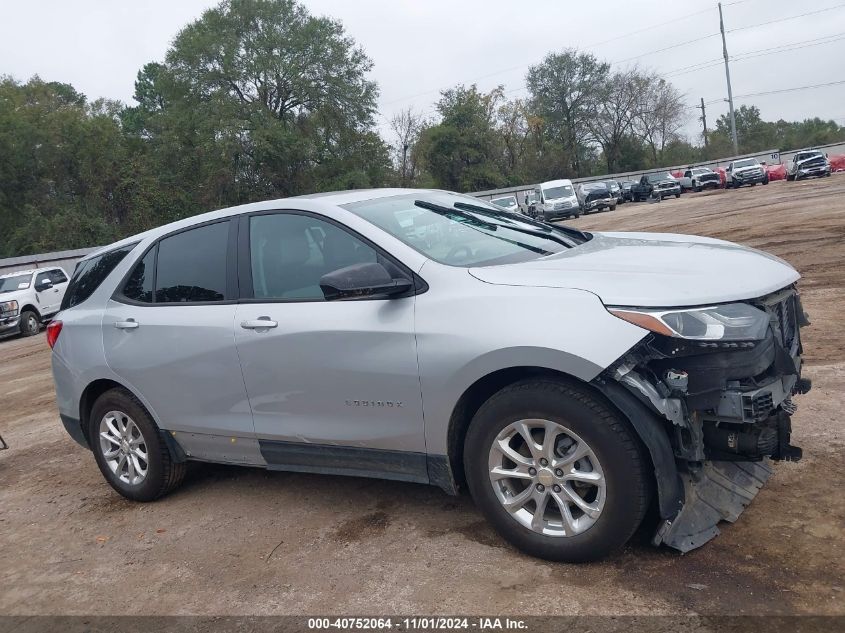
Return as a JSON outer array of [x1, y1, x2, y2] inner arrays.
[[99, 410, 148, 485], [488, 419, 606, 537]]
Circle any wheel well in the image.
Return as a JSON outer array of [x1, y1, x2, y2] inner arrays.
[[79, 379, 124, 443], [19, 304, 40, 318], [447, 367, 582, 489], [445, 367, 659, 497]]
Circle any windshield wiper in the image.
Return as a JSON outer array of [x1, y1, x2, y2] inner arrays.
[[414, 200, 497, 230], [452, 202, 583, 247], [413, 200, 550, 255]]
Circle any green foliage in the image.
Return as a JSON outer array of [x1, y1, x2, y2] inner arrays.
[[417, 85, 509, 192], [1, 0, 389, 258], [708, 105, 845, 156]]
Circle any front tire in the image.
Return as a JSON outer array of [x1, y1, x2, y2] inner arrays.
[[19, 310, 40, 337], [463, 379, 650, 562], [89, 388, 186, 501]]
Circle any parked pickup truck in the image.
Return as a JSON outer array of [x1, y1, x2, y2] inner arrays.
[[726, 158, 768, 188], [630, 173, 681, 201], [0, 267, 69, 337], [680, 167, 721, 192], [786, 149, 831, 181]]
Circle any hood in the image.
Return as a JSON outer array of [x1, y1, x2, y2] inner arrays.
[[0, 288, 30, 303], [468, 231, 799, 307]]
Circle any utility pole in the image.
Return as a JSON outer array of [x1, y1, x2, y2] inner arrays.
[[719, 2, 739, 154], [697, 97, 708, 147]]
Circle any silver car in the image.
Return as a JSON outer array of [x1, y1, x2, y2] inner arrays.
[[49, 188, 808, 562]]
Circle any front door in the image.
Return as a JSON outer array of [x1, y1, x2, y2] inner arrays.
[[34, 270, 62, 315], [233, 211, 425, 469]]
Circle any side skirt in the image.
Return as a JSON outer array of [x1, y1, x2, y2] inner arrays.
[[168, 432, 453, 491], [259, 440, 433, 486]]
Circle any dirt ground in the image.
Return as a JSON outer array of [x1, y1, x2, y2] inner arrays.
[[1, 177, 844, 617]]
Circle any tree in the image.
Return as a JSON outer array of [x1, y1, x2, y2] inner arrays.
[[418, 85, 507, 191], [587, 69, 642, 173], [526, 50, 610, 176], [137, 0, 389, 206], [631, 75, 688, 165], [389, 107, 428, 186]]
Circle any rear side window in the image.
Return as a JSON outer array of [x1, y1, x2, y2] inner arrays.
[[49, 269, 68, 284], [153, 221, 229, 303], [61, 244, 135, 310]]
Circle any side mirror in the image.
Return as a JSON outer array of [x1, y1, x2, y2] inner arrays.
[[320, 262, 412, 301], [36, 278, 53, 291]]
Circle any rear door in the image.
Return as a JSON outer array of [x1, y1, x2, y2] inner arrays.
[[102, 219, 256, 442], [232, 211, 425, 468]]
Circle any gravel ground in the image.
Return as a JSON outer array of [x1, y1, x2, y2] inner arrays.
[[1, 177, 843, 616]]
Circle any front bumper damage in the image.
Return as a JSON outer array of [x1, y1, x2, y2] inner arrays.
[[598, 286, 809, 552]]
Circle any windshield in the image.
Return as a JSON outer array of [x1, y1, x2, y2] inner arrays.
[[582, 183, 608, 192], [733, 159, 758, 168], [344, 192, 588, 267], [542, 185, 574, 200], [0, 274, 31, 294], [796, 152, 821, 161], [491, 197, 517, 209], [646, 173, 672, 183]]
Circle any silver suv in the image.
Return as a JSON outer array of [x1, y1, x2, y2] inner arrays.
[[50, 189, 808, 562]]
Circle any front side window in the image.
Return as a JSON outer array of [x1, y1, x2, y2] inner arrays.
[[61, 244, 135, 310], [345, 192, 586, 267], [155, 221, 229, 303], [249, 213, 379, 300]]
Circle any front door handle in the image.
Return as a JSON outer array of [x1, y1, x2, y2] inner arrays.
[[114, 319, 139, 330], [240, 317, 278, 330]]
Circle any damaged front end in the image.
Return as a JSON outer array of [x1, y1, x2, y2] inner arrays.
[[595, 287, 809, 552]]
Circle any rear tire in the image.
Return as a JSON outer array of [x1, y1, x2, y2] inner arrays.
[[89, 388, 187, 502], [463, 379, 650, 562], [19, 310, 40, 337]]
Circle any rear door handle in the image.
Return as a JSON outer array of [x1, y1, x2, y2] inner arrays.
[[114, 319, 139, 330], [240, 317, 278, 330]]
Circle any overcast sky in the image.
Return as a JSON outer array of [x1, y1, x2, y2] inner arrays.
[[2, 0, 844, 144]]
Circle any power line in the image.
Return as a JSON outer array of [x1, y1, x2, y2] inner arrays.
[[662, 31, 845, 78], [733, 79, 845, 99], [381, 7, 723, 107], [727, 3, 845, 34], [378, 1, 845, 121]]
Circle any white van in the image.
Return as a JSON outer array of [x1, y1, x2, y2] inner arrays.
[[532, 179, 580, 221]]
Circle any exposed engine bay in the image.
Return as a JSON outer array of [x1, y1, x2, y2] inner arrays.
[[598, 286, 809, 552]]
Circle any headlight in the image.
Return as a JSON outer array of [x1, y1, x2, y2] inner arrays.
[[609, 303, 769, 341], [0, 300, 19, 316]]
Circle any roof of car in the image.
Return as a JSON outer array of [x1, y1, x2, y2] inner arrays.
[[81, 188, 446, 261]]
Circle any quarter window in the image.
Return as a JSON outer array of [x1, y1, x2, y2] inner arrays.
[[249, 214, 378, 300], [154, 221, 229, 303], [61, 244, 135, 310], [123, 248, 155, 303]]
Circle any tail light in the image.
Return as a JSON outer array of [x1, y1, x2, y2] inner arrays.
[[46, 320, 63, 349]]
